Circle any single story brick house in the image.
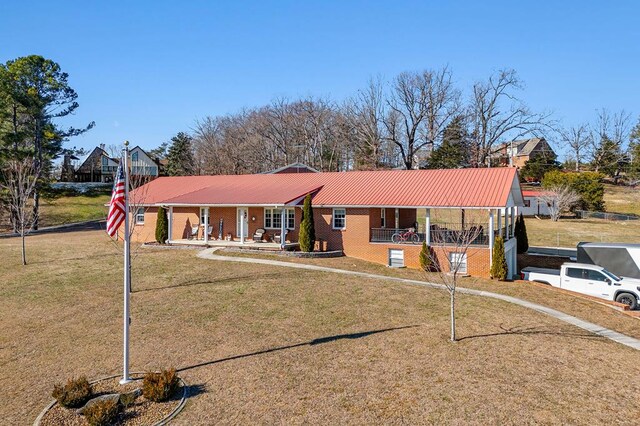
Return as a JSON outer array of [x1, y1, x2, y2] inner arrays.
[[129, 168, 524, 278]]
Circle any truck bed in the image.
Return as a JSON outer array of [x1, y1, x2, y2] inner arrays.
[[521, 267, 560, 276]]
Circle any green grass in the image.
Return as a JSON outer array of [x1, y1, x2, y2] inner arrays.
[[39, 194, 110, 227], [524, 216, 640, 247]]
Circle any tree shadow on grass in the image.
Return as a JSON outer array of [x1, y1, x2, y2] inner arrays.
[[178, 325, 419, 373], [132, 272, 283, 293], [457, 324, 604, 342]]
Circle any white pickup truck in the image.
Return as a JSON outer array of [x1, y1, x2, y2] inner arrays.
[[521, 263, 640, 310]]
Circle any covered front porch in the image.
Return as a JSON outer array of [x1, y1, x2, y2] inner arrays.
[[164, 204, 300, 250]]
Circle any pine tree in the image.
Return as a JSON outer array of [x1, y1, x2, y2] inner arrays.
[[515, 213, 529, 254], [425, 115, 468, 169], [298, 194, 315, 252], [490, 236, 508, 280], [419, 241, 433, 271], [166, 132, 195, 176], [155, 208, 168, 244]]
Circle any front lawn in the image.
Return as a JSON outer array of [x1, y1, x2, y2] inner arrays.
[[523, 216, 640, 247], [1, 231, 639, 424]]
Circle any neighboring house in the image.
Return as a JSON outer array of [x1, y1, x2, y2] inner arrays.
[[71, 145, 162, 183], [128, 168, 524, 278], [263, 162, 319, 174], [521, 190, 554, 216], [129, 146, 161, 181], [492, 138, 555, 168], [74, 146, 119, 183]]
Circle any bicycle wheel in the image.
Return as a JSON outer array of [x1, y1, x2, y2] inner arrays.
[[391, 233, 401, 244], [411, 233, 420, 243]]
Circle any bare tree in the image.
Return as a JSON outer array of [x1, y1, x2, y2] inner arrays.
[[1, 157, 40, 265], [383, 67, 460, 170], [424, 222, 483, 342], [469, 69, 553, 167], [539, 185, 580, 221], [344, 78, 388, 169], [560, 124, 591, 171]]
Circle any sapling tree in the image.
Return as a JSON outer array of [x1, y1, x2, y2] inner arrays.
[[298, 194, 315, 252], [424, 222, 482, 342], [1, 157, 40, 265], [539, 185, 580, 222]]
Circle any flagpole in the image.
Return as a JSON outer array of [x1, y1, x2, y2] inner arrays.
[[120, 141, 132, 385]]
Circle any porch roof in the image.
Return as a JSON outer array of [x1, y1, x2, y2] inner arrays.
[[133, 168, 523, 208]]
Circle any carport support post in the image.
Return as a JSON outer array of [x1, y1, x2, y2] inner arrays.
[[204, 207, 209, 244], [497, 208, 502, 239], [425, 208, 431, 245], [489, 209, 495, 264], [168, 206, 173, 243], [504, 207, 509, 239], [280, 208, 286, 250], [510, 206, 515, 238]]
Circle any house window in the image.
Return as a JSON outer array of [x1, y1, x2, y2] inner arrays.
[[200, 207, 210, 225], [381, 208, 386, 228], [101, 156, 108, 166], [131, 151, 139, 161], [449, 252, 467, 274], [135, 208, 145, 225], [524, 199, 531, 207], [264, 208, 295, 229], [388, 249, 404, 267], [332, 208, 346, 229]]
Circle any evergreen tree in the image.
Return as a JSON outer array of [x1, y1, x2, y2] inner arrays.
[[592, 135, 622, 178], [425, 115, 468, 169], [155, 208, 168, 243], [628, 118, 640, 179], [515, 213, 529, 254], [520, 150, 561, 182], [166, 132, 195, 176], [419, 241, 433, 271], [298, 194, 315, 252], [490, 236, 508, 280]]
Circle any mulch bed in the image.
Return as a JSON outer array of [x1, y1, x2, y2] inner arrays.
[[39, 375, 183, 426]]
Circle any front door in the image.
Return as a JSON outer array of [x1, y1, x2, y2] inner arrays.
[[236, 207, 249, 238]]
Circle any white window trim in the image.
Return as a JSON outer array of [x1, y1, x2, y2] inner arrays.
[[449, 252, 467, 275], [381, 207, 386, 228], [135, 207, 145, 225], [264, 208, 295, 229], [332, 208, 346, 230]]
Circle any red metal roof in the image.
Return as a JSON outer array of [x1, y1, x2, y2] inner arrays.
[[132, 168, 520, 208], [522, 190, 551, 197]]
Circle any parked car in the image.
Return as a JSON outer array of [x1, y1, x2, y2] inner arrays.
[[521, 263, 640, 310]]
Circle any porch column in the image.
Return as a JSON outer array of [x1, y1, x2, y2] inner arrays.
[[204, 207, 209, 244], [280, 208, 286, 249], [489, 209, 495, 264], [394, 208, 399, 229], [497, 208, 502, 240], [461, 209, 465, 230], [425, 208, 431, 245], [240, 208, 245, 244], [168, 206, 173, 243]]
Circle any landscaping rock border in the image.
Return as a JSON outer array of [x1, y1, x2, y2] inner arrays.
[[221, 247, 344, 258], [33, 373, 188, 426]]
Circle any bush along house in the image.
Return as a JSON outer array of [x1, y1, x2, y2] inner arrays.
[[128, 168, 524, 278]]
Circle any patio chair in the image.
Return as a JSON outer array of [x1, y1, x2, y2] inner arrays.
[[253, 228, 266, 242], [274, 230, 288, 245], [187, 226, 199, 240], [206, 226, 214, 240]]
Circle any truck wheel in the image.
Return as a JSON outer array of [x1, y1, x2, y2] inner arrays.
[[615, 293, 638, 310]]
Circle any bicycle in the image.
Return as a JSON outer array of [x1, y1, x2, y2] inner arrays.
[[391, 227, 420, 244]]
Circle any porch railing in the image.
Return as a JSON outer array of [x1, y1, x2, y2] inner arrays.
[[371, 223, 511, 246]]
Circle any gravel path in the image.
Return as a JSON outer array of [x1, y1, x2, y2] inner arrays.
[[197, 248, 640, 351]]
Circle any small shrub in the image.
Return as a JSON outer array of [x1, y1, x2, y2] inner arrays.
[[419, 241, 433, 271], [143, 368, 179, 402], [52, 376, 92, 408], [490, 236, 508, 281], [155, 207, 168, 243], [83, 398, 122, 426]]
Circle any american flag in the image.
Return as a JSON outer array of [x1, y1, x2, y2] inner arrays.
[[106, 160, 126, 236]]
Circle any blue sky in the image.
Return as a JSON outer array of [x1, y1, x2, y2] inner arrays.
[[1, 1, 638, 159]]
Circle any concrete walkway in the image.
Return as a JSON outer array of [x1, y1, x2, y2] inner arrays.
[[197, 248, 640, 351]]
